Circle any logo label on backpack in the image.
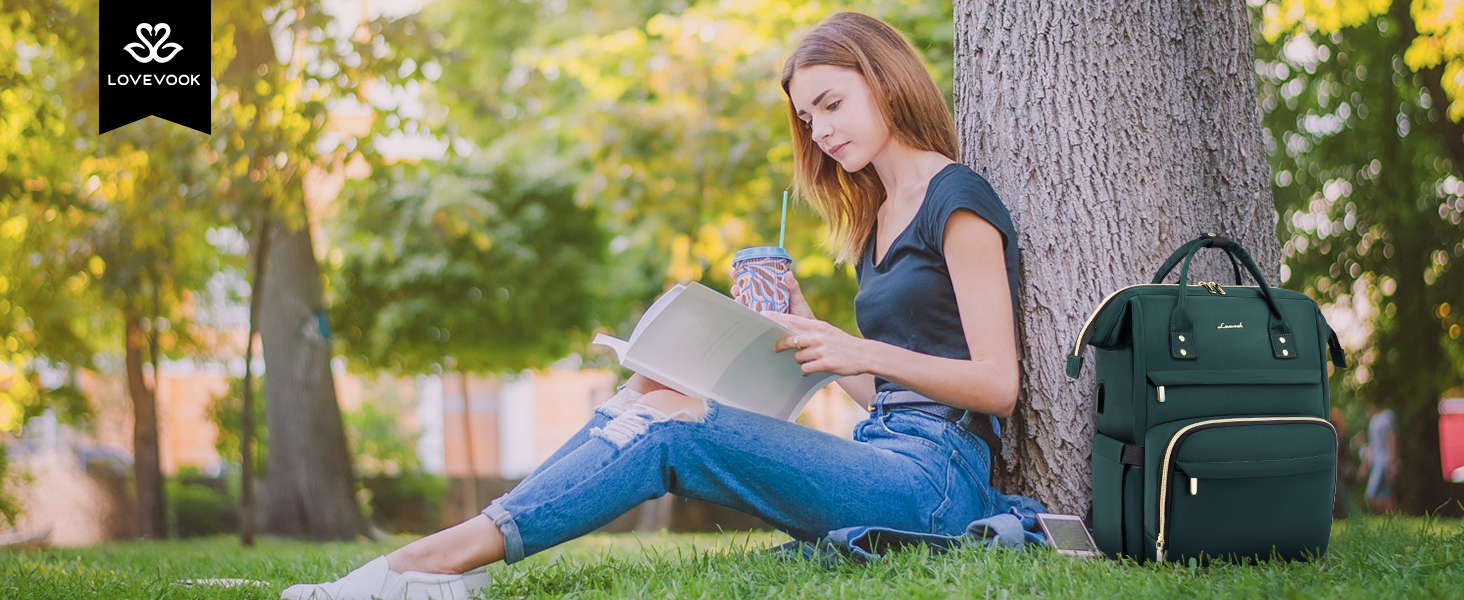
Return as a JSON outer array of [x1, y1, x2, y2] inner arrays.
[[1217, 322, 1244, 329]]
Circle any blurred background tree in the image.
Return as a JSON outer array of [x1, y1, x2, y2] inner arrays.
[[390, 0, 954, 348], [1255, 0, 1464, 514], [2, 0, 229, 537], [330, 144, 607, 375], [1, 0, 435, 540], [1, 0, 106, 526], [85, 121, 224, 539]]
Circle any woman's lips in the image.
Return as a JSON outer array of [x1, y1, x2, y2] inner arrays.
[[829, 142, 849, 157]]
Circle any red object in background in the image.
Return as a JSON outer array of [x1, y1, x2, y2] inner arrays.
[[1440, 399, 1464, 482]]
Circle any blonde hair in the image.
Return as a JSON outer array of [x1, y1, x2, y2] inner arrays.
[[780, 12, 958, 267]]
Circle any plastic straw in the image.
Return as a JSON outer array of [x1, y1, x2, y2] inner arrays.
[[778, 188, 789, 248]]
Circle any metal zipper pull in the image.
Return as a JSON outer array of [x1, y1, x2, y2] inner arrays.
[[1156, 535, 1165, 563], [1158, 385, 1166, 403], [1213, 283, 1226, 295], [1190, 477, 1198, 495]]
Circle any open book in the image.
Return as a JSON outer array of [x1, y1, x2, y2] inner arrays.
[[592, 282, 841, 421]]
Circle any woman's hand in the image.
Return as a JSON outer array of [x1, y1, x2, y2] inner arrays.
[[760, 311, 871, 377], [780, 271, 817, 321], [731, 271, 816, 320]]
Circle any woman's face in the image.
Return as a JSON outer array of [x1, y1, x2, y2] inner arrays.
[[788, 64, 890, 172]]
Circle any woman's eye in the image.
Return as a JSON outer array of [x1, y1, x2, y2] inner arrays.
[[827, 101, 839, 110]]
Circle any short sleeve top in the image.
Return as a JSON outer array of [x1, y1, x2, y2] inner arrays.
[[853, 163, 1020, 395]]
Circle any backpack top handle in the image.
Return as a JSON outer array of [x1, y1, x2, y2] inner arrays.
[[1150, 234, 1246, 286], [1158, 233, 1296, 362]]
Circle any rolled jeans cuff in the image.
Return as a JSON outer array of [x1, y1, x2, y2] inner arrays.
[[482, 498, 525, 564]]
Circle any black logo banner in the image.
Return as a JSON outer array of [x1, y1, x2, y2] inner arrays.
[[99, 4, 211, 134]]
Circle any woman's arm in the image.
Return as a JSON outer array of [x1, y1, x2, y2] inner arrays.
[[866, 210, 1019, 417], [861, 344, 1017, 417], [836, 373, 876, 411]]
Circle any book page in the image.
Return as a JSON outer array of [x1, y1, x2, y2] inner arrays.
[[706, 331, 840, 420], [622, 282, 839, 419], [628, 283, 684, 345], [590, 333, 629, 364], [592, 334, 711, 402], [625, 283, 777, 393]]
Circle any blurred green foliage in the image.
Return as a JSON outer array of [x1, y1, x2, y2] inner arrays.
[[330, 144, 609, 374], [207, 377, 269, 477], [366, 0, 956, 357], [360, 473, 449, 535], [166, 472, 239, 538], [1255, 0, 1464, 512]]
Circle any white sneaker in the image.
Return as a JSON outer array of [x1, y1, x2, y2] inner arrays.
[[280, 557, 490, 600]]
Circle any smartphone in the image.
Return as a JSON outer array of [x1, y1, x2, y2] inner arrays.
[[1035, 513, 1100, 558]]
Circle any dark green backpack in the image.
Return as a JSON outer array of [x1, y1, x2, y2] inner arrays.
[[1067, 234, 1348, 564]]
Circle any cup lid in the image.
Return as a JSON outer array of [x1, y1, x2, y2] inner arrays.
[[733, 246, 791, 261]]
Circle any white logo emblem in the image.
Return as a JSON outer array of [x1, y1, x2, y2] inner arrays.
[[123, 23, 182, 63]]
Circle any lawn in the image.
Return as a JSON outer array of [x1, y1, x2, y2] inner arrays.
[[0, 516, 1459, 599]]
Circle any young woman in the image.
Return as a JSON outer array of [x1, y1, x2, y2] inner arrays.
[[282, 12, 1027, 600]]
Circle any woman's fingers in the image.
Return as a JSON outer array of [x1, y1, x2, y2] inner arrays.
[[761, 312, 798, 353], [780, 336, 808, 356]]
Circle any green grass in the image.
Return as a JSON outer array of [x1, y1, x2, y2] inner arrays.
[[1, 516, 1459, 599]]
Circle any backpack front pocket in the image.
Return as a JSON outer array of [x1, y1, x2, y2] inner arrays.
[[1146, 369, 1324, 425], [1149, 417, 1336, 564]]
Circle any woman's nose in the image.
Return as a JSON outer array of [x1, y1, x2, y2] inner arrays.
[[811, 118, 833, 142]]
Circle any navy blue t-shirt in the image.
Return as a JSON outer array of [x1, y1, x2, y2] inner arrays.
[[854, 162, 1020, 395]]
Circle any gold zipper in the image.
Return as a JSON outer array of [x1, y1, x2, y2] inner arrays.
[[1155, 416, 1334, 563], [1071, 284, 1153, 357], [1070, 284, 1263, 358]]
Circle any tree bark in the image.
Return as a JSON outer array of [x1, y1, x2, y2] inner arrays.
[[954, 1, 1280, 513], [458, 372, 479, 516], [240, 212, 270, 547], [125, 313, 166, 539], [258, 199, 365, 540]]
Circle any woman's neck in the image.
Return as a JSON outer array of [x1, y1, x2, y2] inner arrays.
[[869, 142, 956, 205]]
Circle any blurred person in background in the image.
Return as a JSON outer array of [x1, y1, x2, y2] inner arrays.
[[1360, 401, 1398, 513]]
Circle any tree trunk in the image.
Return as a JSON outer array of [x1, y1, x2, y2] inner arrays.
[[259, 200, 365, 540], [953, 1, 1279, 513], [240, 212, 270, 546], [125, 313, 166, 539], [459, 372, 479, 516]]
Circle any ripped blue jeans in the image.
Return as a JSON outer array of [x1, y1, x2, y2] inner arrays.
[[482, 385, 999, 563]]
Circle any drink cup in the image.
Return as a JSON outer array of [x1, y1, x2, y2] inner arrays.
[[731, 246, 793, 314]]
